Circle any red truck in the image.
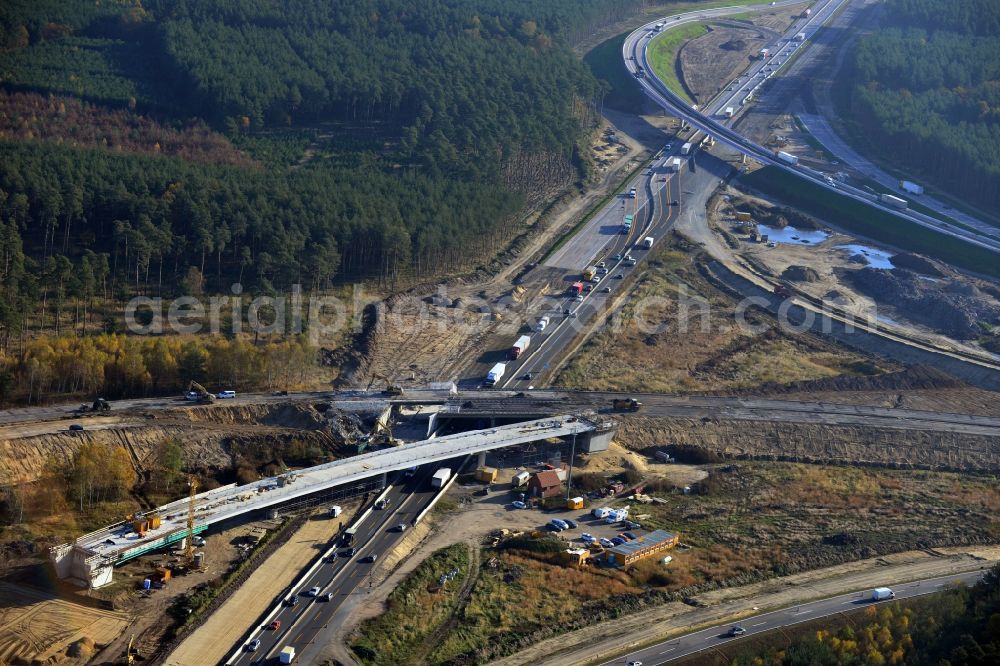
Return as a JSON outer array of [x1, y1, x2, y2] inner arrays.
[[569, 282, 584, 295]]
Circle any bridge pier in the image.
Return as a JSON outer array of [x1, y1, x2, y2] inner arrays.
[[577, 421, 617, 453], [477, 451, 487, 468]]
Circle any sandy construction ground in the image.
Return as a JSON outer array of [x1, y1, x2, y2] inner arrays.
[[0, 581, 130, 664], [165, 508, 348, 666]]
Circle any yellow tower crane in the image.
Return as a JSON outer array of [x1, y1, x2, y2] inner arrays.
[[185, 476, 198, 564]]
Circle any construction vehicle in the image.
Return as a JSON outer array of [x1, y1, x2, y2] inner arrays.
[[75, 397, 111, 415], [185, 381, 215, 404], [125, 635, 137, 665], [773, 283, 794, 298], [612, 398, 642, 412], [366, 372, 403, 396]]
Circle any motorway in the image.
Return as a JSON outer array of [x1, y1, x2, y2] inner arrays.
[[227, 464, 447, 665], [605, 570, 986, 666], [622, 1, 1000, 255], [497, 160, 684, 390]]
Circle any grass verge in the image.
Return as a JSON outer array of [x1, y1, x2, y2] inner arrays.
[[647, 23, 707, 104], [583, 33, 646, 111], [351, 543, 471, 665], [740, 166, 1000, 278]]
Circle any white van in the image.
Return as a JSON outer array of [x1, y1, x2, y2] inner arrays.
[[218, 390, 236, 399]]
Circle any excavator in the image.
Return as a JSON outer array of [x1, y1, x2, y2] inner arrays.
[[365, 372, 403, 396], [184, 380, 216, 404], [74, 397, 111, 416]]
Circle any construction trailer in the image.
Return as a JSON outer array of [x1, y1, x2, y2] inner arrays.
[[566, 496, 585, 510], [606, 529, 679, 567]]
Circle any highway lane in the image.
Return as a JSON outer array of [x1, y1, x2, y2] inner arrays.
[[230, 465, 445, 665], [622, 2, 1000, 256], [604, 570, 986, 666], [497, 160, 683, 389]]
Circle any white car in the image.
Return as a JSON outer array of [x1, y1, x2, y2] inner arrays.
[[581, 533, 596, 543], [628, 661, 643, 666], [218, 390, 236, 399], [511, 500, 527, 509], [306, 586, 320, 597]]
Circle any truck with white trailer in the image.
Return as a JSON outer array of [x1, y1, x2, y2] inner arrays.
[[871, 587, 895, 601], [485, 363, 506, 386], [794, 31, 806, 41], [642, 236, 654, 248], [776, 150, 799, 166], [671, 157, 681, 172], [899, 180, 924, 195], [879, 193, 908, 209], [681, 142, 693, 155], [431, 468, 452, 489], [279, 646, 296, 664], [509, 335, 531, 360], [724, 106, 734, 118], [535, 316, 549, 332]]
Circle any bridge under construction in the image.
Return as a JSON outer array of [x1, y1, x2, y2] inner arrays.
[[50, 411, 614, 588]]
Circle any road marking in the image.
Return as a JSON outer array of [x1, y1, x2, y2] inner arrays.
[[751, 622, 766, 627], [659, 648, 676, 655]]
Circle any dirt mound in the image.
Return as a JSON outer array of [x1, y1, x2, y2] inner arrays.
[[781, 265, 820, 282], [732, 198, 822, 230], [889, 252, 947, 277], [68, 636, 96, 658], [846, 267, 1000, 340], [720, 38, 748, 51]]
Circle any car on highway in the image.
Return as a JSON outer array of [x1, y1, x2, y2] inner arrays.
[[69, 424, 84, 431], [510, 500, 527, 509], [325, 591, 334, 601], [584, 284, 593, 292], [671, 200, 679, 205], [339, 547, 357, 558], [361, 554, 378, 563], [375, 498, 390, 509], [599, 537, 615, 548], [614, 273, 624, 279], [521, 372, 534, 380], [611, 254, 622, 261], [597, 261, 606, 268], [575, 293, 584, 301], [627, 661, 643, 666], [306, 586, 320, 597], [665, 143, 672, 151], [268, 620, 281, 630], [395, 523, 407, 532], [729, 626, 747, 637], [246, 638, 262, 651], [564, 309, 576, 317], [602, 286, 611, 293], [285, 595, 298, 607]]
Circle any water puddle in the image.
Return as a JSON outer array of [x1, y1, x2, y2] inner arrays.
[[756, 224, 829, 244], [836, 244, 894, 269]]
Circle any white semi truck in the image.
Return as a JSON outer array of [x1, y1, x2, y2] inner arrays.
[[776, 150, 799, 166], [431, 468, 452, 489], [485, 362, 506, 386]]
